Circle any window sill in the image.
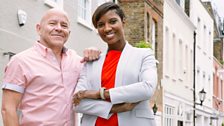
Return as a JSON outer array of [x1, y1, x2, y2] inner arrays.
[[44, 0, 63, 8], [77, 17, 93, 31]]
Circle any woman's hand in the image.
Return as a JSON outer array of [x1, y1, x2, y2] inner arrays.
[[73, 90, 101, 106], [110, 102, 140, 113], [73, 90, 86, 106]]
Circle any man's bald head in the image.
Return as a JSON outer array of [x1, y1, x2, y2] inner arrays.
[[36, 8, 71, 50], [39, 8, 70, 26]]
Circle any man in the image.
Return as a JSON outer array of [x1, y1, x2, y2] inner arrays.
[[1, 8, 100, 126]]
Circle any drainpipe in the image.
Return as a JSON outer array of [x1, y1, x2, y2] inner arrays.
[[193, 31, 196, 126]]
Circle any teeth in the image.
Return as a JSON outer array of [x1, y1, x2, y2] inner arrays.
[[106, 34, 114, 38], [105, 32, 114, 38]]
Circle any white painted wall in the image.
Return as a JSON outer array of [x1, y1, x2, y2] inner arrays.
[[190, 0, 214, 125], [190, 0, 214, 113], [163, 0, 195, 125]]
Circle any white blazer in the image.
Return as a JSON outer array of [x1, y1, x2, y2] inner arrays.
[[75, 42, 157, 126]]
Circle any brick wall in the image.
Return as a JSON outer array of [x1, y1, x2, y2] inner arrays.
[[119, 0, 145, 45]]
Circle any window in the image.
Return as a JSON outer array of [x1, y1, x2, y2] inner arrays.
[[165, 27, 170, 74], [184, 45, 189, 81], [190, 50, 193, 83], [165, 105, 175, 126], [172, 34, 176, 77], [44, 0, 63, 8], [176, 0, 181, 5], [97, 0, 111, 6], [196, 67, 200, 91], [208, 31, 211, 53], [178, 39, 183, 77], [146, 13, 150, 43], [152, 19, 157, 54], [197, 18, 201, 46], [78, 0, 92, 29], [203, 25, 207, 49], [178, 120, 183, 126], [184, 0, 190, 16], [176, 0, 185, 9]]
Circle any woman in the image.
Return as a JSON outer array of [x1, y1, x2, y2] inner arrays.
[[73, 2, 157, 126]]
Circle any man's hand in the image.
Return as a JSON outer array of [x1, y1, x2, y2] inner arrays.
[[110, 102, 140, 113], [81, 47, 101, 63]]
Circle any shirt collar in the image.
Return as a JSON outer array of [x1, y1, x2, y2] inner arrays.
[[34, 41, 68, 57]]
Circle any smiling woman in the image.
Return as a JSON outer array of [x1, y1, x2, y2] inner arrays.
[[73, 2, 158, 126]]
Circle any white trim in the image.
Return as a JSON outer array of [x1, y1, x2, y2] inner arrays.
[[77, 17, 94, 30], [77, 0, 93, 30], [44, 0, 63, 9], [165, 0, 196, 30], [164, 90, 193, 105]]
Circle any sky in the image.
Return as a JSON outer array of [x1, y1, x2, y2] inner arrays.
[[211, 0, 224, 19], [202, 0, 224, 19]]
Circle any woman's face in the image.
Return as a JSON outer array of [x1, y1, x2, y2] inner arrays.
[[96, 10, 125, 47]]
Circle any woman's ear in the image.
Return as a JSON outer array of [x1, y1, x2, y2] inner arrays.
[[122, 18, 126, 24]]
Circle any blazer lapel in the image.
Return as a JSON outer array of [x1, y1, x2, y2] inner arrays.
[[115, 42, 132, 87], [94, 53, 106, 89]]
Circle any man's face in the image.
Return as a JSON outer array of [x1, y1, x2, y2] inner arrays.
[[37, 10, 70, 49]]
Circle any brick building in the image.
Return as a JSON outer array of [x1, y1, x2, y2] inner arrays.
[[118, 0, 163, 125]]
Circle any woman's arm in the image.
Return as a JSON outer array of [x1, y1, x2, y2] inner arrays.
[[108, 50, 157, 104], [73, 90, 139, 114]]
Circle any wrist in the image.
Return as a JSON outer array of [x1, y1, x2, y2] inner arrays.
[[82, 90, 87, 98], [104, 90, 110, 99], [100, 87, 106, 99], [96, 90, 101, 99]]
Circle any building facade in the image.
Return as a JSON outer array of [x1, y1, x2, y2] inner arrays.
[[203, 1, 224, 125], [213, 57, 224, 126], [118, 0, 163, 125], [163, 0, 195, 125], [190, 0, 214, 125]]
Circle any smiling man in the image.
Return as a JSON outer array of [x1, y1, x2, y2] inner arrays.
[[1, 8, 100, 126]]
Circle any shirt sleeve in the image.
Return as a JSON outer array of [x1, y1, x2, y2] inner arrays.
[[2, 56, 26, 93]]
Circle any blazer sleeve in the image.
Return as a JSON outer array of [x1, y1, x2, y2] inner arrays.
[[74, 63, 113, 119], [109, 49, 158, 104]]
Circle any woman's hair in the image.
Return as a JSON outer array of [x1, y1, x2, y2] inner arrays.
[[92, 2, 125, 28]]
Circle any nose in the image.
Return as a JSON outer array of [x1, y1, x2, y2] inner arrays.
[[104, 23, 112, 32], [55, 23, 62, 31]]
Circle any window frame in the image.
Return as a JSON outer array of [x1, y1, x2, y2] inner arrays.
[[77, 0, 93, 30], [44, 0, 63, 8]]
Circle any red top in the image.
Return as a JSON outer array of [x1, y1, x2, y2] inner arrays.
[[95, 50, 122, 126]]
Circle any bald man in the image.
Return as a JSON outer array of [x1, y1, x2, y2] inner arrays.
[[1, 8, 100, 126]]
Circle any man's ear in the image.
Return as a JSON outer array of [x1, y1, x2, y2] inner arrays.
[[68, 30, 71, 35], [36, 24, 41, 35]]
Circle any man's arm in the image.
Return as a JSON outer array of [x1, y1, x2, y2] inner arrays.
[[81, 47, 101, 63], [1, 89, 22, 126]]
